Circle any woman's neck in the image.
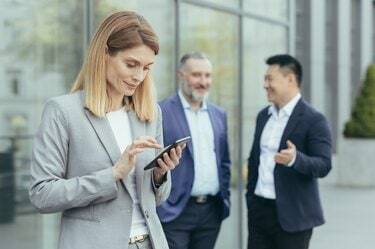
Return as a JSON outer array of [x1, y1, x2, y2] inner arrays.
[[108, 94, 124, 112]]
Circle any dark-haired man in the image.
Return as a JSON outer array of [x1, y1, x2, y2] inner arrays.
[[246, 54, 332, 249]]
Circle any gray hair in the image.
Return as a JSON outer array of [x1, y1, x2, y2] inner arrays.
[[178, 52, 210, 70]]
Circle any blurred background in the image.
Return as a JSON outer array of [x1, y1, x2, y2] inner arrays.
[[0, 0, 374, 248]]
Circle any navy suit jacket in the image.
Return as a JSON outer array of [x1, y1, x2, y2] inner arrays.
[[246, 98, 332, 232], [157, 94, 231, 223]]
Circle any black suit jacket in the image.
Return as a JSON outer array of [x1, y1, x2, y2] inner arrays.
[[246, 98, 332, 232]]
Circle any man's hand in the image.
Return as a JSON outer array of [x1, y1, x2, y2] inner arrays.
[[274, 140, 296, 166]]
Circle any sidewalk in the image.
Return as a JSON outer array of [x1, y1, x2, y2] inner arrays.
[[216, 184, 375, 249], [1, 184, 374, 249], [310, 184, 375, 249]]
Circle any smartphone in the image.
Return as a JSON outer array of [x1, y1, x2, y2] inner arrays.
[[144, 136, 191, 170]]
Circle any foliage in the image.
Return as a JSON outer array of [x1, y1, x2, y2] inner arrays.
[[344, 64, 375, 138]]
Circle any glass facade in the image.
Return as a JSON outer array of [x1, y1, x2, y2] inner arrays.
[[242, 19, 288, 159], [243, 0, 289, 21], [295, 0, 311, 101], [325, 0, 339, 151], [0, 1, 291, 248]]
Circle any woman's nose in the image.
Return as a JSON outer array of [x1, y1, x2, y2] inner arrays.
[[132, 68, 144, 83]]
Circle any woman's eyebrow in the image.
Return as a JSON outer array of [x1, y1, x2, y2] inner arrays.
[[125, 56, 154, 66]]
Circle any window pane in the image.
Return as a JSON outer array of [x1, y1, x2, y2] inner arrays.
[[244, 0, 288, 21], [180, 4, 240, 249], [0, 0, 84, 248], [242, 18, 288, 178], [93, 0, 175, 100], [202, 0, 240, 9]]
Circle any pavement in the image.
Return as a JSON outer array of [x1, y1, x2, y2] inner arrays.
[[215, 184, 375, 249], [0, 184, 374, 249]]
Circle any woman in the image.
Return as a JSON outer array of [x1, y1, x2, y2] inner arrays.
[[29, 11, 183, 249]]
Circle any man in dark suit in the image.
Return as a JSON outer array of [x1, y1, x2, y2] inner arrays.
[[246, 54, 332, 249], [157, 52, 231, 249]]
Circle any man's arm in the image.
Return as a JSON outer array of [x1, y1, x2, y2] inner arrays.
[[221, 112, 231, 208], [292, 114, 332, 178]]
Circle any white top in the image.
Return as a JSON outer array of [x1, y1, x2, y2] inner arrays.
[[178, 91, 219, 196], [106, 107, 148, 237], [254, 93, 301, 199]]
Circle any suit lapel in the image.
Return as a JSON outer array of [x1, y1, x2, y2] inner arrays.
[[127, 110, 146, 204], [252, 109, 272, 166], [84, 109, 121, 165], [172, 95, 193, 155], [278, 99, 305, 151], [85, 106, 139, 198], [257, 109, 272, 143], [207, 104, 221, 167]]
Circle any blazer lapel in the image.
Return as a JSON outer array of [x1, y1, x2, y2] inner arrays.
[[128, 110, 146, 204], [207, 105, 221, 168], [278, 99, 305, 151], [84, 109, 121, 166], [250, 109, 271, 167], [84, 107, 137, 200], [173, 95, 193, 155], [257, 110, 272, 144]]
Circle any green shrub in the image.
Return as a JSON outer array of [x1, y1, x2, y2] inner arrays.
[[344, 64, 375, 138]]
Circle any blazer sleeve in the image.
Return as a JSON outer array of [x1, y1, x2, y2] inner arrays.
[[151, 105, 171, 206], [29, 100, 118, 214], [292, 114, 332, 178]]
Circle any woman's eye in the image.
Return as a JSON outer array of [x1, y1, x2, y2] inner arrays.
[[144, 67, 150, 71], [126, 63, 136, 68]]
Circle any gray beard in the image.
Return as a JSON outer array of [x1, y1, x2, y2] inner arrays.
[[191, 91, 208, 103]]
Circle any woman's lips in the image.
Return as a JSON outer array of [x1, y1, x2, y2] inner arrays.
[[123, 81, 137, 88]]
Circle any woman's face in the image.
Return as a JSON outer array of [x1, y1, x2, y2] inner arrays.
[[106, 44, 155, 98]]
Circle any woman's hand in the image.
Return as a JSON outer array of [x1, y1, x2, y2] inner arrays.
[[153, 143, 186, 185], [113, 136, 161, 181]]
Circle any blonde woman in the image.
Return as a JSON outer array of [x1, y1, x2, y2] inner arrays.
[[29, 11, 183, 249]]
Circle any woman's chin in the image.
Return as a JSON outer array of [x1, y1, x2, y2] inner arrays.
[[123, 89, 136, 97]]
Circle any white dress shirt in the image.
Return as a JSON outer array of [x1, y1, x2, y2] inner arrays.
[[106, 107, 149, 237], [178, 91, 220, 196], [254, 93, 301, 199]]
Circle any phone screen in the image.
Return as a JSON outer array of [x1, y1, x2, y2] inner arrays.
[[143, 136, 191, 170]]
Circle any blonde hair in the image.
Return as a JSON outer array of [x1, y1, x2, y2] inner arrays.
[[71, 11, 159, 122]]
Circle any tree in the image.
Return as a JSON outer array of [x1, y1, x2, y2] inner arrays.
[[344, 64, 375, 138]]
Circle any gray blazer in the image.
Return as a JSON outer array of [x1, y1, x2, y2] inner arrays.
[[29, 91, 171, 249]]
